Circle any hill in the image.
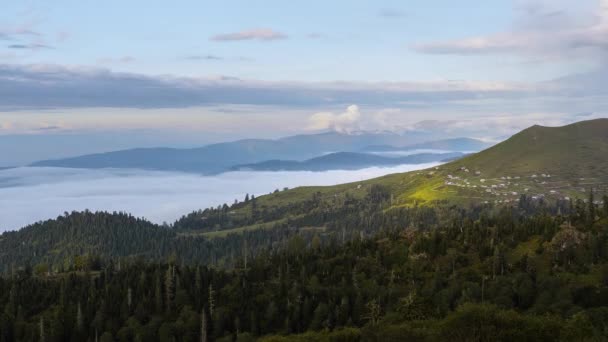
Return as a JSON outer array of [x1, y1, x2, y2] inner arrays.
[[30, 132, 480, 174], [371, 119, 608, 204], [2, 121, 608, 342], [29, 131, 415, 173], [2, 198, 608, 341], [361, 137, 490, 153], [4, 119, 607, 270], [231, 151, 464, 171], [222, 119, 608, 218]]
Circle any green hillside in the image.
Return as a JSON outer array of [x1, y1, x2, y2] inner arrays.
[[250, 119, 608, 209], [173, 119, 608, 239], [455, 119, 608, 178], [2, 120, 608, 341], [3, 119, 607, 269]]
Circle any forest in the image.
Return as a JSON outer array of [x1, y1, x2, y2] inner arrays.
[[1, 190, 608, 341]]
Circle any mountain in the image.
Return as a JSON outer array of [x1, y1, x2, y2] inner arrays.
[[231, 151, 465, 171], [5, 119, 606, 269], [227, 118, 608, 211], [365, 118, 608, 205], [30, 132, 480, 174], [453, 119, 608, 178], [165, 118, 608, 239], [3, 120, 608, 341], [361, 137, 490, 153]]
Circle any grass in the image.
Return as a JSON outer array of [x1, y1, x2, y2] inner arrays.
[[192, 119, 608, 237], [179, 219, 287, 239]]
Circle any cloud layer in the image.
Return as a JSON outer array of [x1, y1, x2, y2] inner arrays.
[[0, 63, 537, 110], [0, 164, 440, 232]]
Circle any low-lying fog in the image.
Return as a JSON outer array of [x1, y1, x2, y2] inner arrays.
[[0, 163, 440, 232], [368, 149, 475, 157]]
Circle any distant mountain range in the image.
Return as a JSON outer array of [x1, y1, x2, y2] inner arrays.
[[3, 119, 606, 271], [318, 118, 608, 206], [232, 151, 465, 172], [31, 133, 489, 173], [360, 137, 490, 153]]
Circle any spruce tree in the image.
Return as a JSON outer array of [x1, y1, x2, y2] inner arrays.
[[208, 284, 215, 316], [201, 309, 208, 342], [165, 266, 175, 313], [589, 190, 596, 226], [76, 302, 84, 333], [39, 317, 45, 342], [155, 272, 163, 313]]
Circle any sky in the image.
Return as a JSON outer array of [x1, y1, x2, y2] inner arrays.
[[1, 0, 608, 163]]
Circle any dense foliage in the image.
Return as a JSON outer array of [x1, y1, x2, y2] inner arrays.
[[1, 192, 608, 341]]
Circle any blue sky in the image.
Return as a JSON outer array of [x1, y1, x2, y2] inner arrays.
[[1, 0, 607, 164], [1, 0, 593, 81]]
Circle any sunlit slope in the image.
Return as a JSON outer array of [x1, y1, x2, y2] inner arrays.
[[455, 119, 608, 178], [249, 119, 608, 209]]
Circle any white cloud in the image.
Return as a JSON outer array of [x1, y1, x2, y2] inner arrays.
[[0, 63, 530, 110], [210, 28, 287, 42], [406, 111, 608, 139], [413, 0, 608, 63], [309, 105, 362, 132], [0, 163, 440, 231]]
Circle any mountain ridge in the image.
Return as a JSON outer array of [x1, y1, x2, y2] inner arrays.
[[231, 151, 465, 172], [30, 132, 485, 173]]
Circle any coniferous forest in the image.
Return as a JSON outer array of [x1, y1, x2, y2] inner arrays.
[[1, 189, 608, 341]]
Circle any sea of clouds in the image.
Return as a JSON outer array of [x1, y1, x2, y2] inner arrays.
[[0, 163, 440, 232]]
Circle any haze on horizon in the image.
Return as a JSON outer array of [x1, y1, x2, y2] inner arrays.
[[0, 0, 607, 166]]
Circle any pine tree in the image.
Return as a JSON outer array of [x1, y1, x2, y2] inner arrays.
[[165, 266, 175, 313], [195, 266, 203, 309], [200, 309, 208, 342], [155, 272, 163, 313], [243, 240, 249, 269], [127, 287, 132, 310], [589, 190, 596, 226], [76, 302, 84, 332], [208, 284, 216, 316], [364, 300, 381, 326], [39, 317, 45, 342]]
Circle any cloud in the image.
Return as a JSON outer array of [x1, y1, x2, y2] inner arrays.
[[0, 62, 606, 114], [35, 125, 63, 131], [96, 56, 136, 64], [405, 111, 607, 139], [413, 0, 608, 62], [56, 31, 70, 43], [7, 43, 52, 49], [379, 9, 406, 18], [1, 24, 53, 52], [211, 28, 287, 42], [186, 54, 224, 61], [309, 105, 362, 133], [307, 33, 324, 39], [0, 27, 41, 40], [0, 63, 536, 110], [0, 163, 439, 231]]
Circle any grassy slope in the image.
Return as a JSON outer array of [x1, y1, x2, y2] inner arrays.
[[455, 119, 608, 178], [230, 119, 608, 223]]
